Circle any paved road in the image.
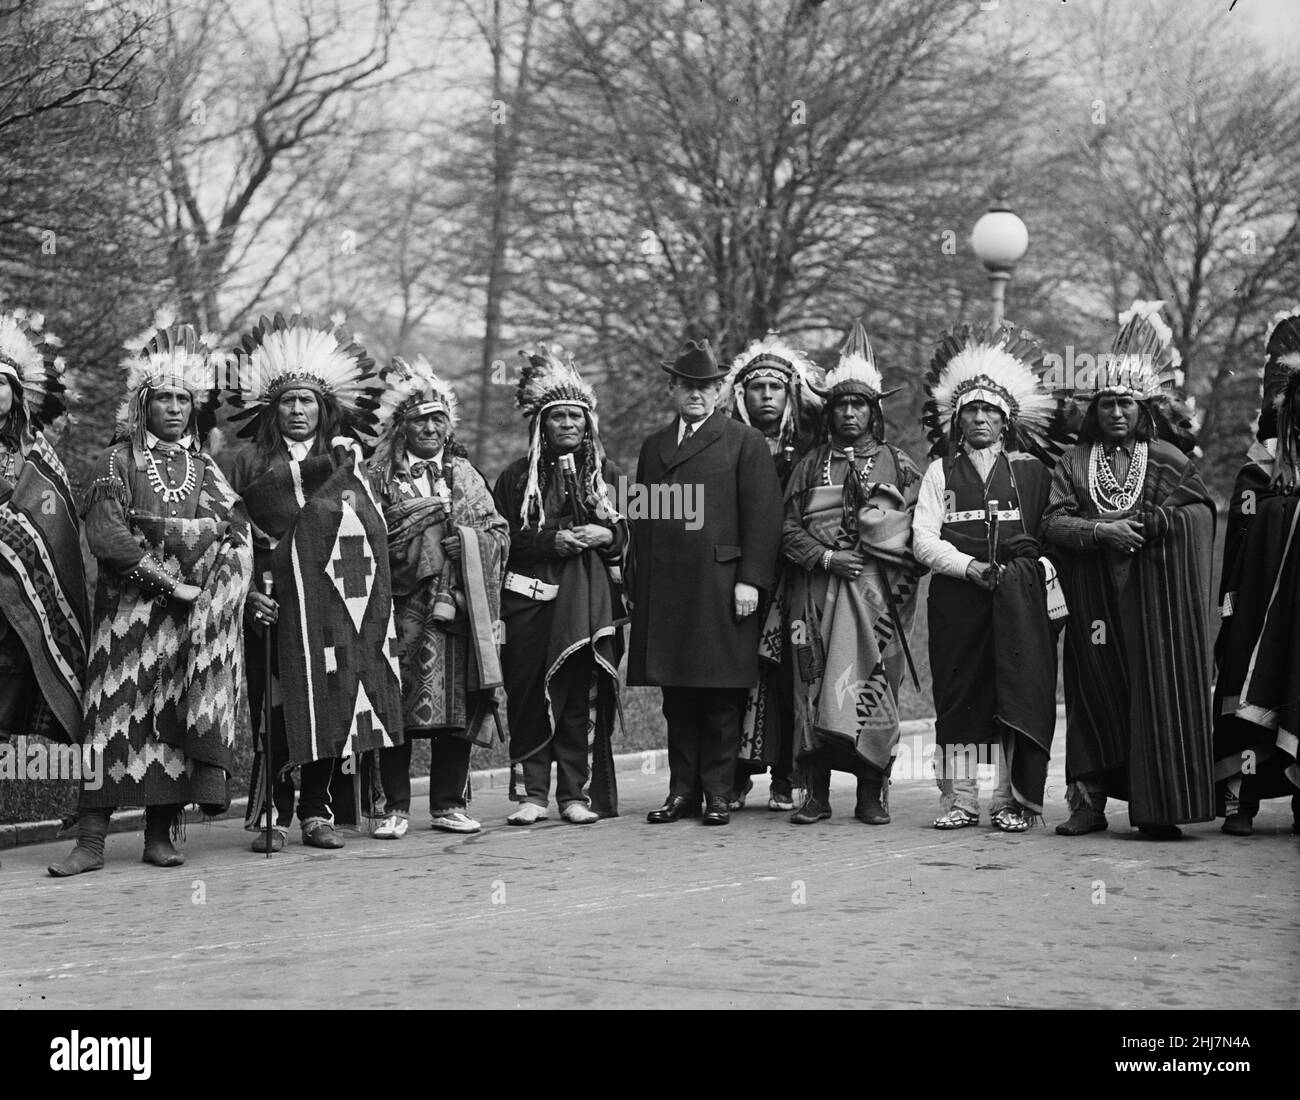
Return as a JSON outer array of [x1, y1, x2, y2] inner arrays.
[[2, 719, 1296, 1010]]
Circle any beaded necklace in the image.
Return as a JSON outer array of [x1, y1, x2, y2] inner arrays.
[[1087, 440, 1147, 512], [822, 445, 876, 487], [145, 445, 197, 504]]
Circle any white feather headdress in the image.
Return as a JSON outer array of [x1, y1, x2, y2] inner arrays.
[[823, 322, 896, 402], [1078, 299, 1184, 400], [723, 330, 821, 417], [227, 313, 380, 442], [370, 354, 461, 474], [923, 322, 1064, 462], [0, 307, 71, 433], [115, 311, 218, 444]]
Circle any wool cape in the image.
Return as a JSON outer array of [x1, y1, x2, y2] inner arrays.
[[1212, 440, 1300, 804], [79, 444, 252, 810], [1043, 439, 1215, 826], [0, 434, 88, 743]]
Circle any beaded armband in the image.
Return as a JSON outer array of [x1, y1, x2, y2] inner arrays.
[[124, 553, 180, 599]]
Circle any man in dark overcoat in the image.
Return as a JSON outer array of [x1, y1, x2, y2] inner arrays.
[[628, 339, 783, 825]]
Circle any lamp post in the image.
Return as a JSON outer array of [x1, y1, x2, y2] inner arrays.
[[971, 201, 1028, 326]]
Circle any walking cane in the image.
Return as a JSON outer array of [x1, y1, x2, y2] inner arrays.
[[987, 499, 1002, 585], [262, 571, 275, 860]]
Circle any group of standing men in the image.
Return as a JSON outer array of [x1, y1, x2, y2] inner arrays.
[[0, 297, 1296, 877], [631, 301, 1298, 839]]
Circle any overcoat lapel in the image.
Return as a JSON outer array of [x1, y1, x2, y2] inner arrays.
[[659, 410, 725, 474]]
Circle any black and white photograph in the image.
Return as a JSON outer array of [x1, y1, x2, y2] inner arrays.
[[0, 0, 1295, 1057]]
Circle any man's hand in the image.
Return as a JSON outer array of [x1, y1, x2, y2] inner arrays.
[[734, 582, 759, 619], [172, 582, 202, 603], [964, 561, 998, 591], [553, 529, 585, 557], [1096, 517, 1145, 554], [441, 535, 463, 561], [572, 523, 613, 549], [827, 549, 866, 580], [246, 591, 279, 625]]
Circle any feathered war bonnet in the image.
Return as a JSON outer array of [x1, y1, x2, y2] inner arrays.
[[922, 320, 1065, 463], [1256, 306, 1300, 442], [370, 353, 461, 475], [1069, 299, 1198, 453], [514, 342, 616, 528], [115, 310, 219, 452], [226, 312, 381, 447], [0, 307, 72, 440], [723, 329, 823, 450]]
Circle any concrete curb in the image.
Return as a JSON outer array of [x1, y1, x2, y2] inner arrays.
[[0, 747, 672, 851], [0, 711, 1036, 851]]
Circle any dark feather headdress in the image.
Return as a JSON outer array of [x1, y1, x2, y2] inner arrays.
[[1258, 306, 1300, 442]]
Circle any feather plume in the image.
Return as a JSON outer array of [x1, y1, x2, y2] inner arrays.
[[515, 342, 596, 418], [513, 341, 615, 528], [114, 320, 218, 443], [0, 307, 72, 432], [370, 354, 461, 475], [723, 330, 823, 420], [226, 313, 380, 441], [822, 321, 894, 401], [1259, 305, 1300, 440], [922, 321, 1067, 463]]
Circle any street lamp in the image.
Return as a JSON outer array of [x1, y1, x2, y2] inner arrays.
[[971, 200, 1028, 326]]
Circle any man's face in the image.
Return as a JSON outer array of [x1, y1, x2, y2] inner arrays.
[[743, 377, 788, 432], [829, 394, 874, 444], [404, 411, 449, 459], [1097, 394, 1140, 444], [957, 401, 1006, 450], [669, 377, 722, 423], [0, 376, 12, 419], [146, 385, 192, 442], [542, 405, 585, 454], [277, 388, 320, 442]]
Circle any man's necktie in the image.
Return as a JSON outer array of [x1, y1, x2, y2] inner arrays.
[[678, 423, 695, 450], [409, 460, 441, 481]]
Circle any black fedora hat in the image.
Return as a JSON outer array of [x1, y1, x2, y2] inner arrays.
[[660, 338, 726, 382]]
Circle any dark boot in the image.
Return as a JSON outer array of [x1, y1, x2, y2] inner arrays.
[[48, 808, 112, 877], [791, 767, 832, 824], [142, 804, 186, 867], [1222, 813, 1254, 837], [855, 771, 890, 825], [1056, 785, 1108, 836]]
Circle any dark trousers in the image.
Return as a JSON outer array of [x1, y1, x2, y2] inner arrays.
[[661, 686, 744, 802], [800, 740, 886, 800], [246, 627, 337, 828], [520, 647, 594, 808], [252, 739, 336, 828], [380, 734, 472, 814]]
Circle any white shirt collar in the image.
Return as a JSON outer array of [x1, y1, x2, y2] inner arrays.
[[145, 429, 193, 450], [285, 437, 313, 461], [404, 446, 444, 471], [678, 416, 705, 444], [962, 438, 1003, 479]]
